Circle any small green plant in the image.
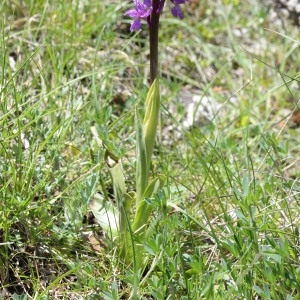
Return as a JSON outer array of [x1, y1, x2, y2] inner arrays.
[[90, 0, 187, 271]]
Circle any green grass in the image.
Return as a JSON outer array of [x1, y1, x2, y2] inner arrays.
[[1, 0, 300, 299]]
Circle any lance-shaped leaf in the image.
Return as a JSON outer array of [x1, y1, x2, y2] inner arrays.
[[106, 154, 127, 204], [135, 107, 148, 204], [143, 77, 160, 175], [90, 154, 128, 241], [119, 191, 135, 262], [106, 154, 131, 243], [135, 78, 160, 205], [89, 193, 119, 239], [133, 174, 166, 233]]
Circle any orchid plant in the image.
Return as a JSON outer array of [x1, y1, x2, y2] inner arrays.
[[90, 0, 186, 271]]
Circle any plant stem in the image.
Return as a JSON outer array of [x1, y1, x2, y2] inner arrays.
[[149, 0, 160, 84]]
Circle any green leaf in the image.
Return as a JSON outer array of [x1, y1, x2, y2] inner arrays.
[[133, 175, 165, 233], [143, 77, 160, 174], [135, 107, 148, 204], [119, 191, 135, 262], [135, 77, 160, 216], [106, 154, 127, 202], [89, 193, 119, 239]]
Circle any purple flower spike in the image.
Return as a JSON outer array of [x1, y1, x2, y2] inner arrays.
[[171, 0, 186, 19], [125, 0, 186, 31], [125, 0, 153, 31]]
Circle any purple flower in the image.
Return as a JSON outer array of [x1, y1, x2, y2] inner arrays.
[[170, 0, 186, 19], [125, 0, 186, 31], [125, 0, 153, 31]]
